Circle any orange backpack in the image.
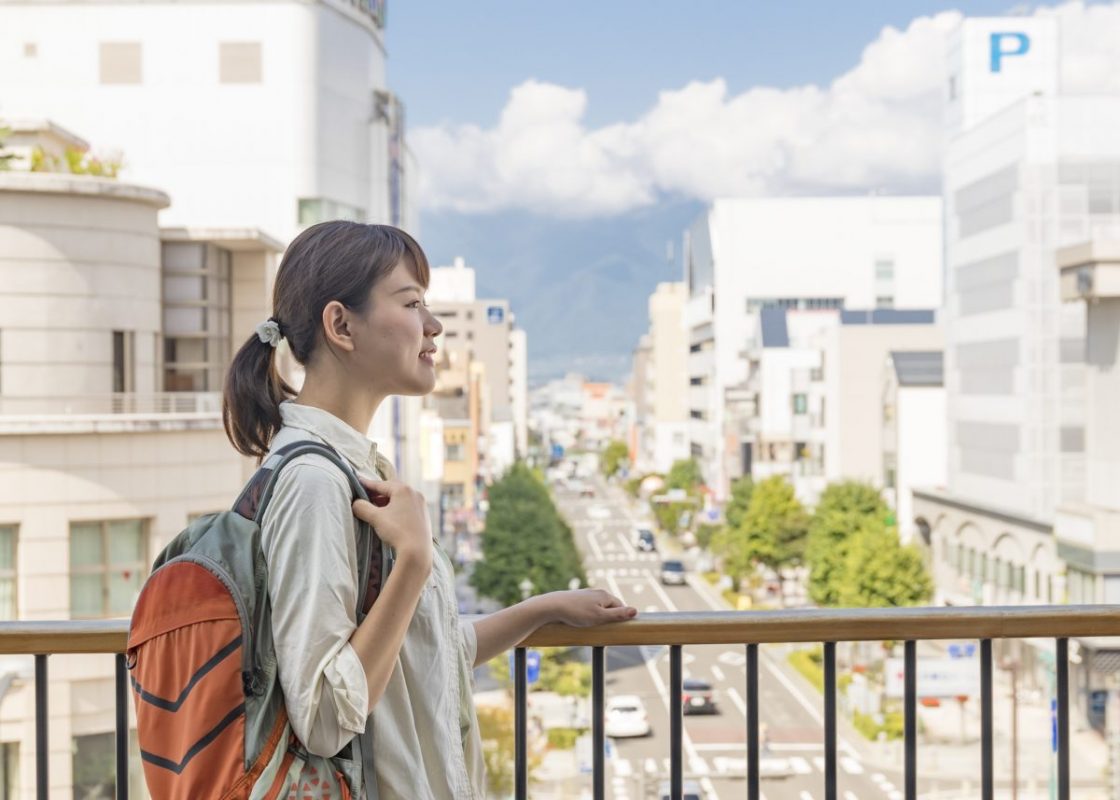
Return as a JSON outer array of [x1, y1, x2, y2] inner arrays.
[[127, 441, 387, 799]]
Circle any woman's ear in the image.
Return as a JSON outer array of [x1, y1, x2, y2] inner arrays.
[[321, 300, 356, 353]]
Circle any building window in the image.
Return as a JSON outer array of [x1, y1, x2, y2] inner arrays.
[[0, 741, 15, 799], [875, 295, 895, 309], [70, 519, 147, 618], [219, 42, 262, 84], [111, 331, 135, 393], [792, 394, 808, 415], [0, 527, 15, 621], [99, 42, 142, 85], [445, 443, 464, 462], [297, 198, 365, 227], [875, 259, 895, 281], [72, 731, 143, 799], [689, 409, 707, 421], [161, 243, 231, 392]]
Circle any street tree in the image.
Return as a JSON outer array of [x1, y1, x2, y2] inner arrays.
[[714, 476, 806, 597], [837, 518, 933, 608], [806, 481, 889, 607], [471, 464, 587, 607], [600, 440, 630, 477], [666, 458, 704, 492]]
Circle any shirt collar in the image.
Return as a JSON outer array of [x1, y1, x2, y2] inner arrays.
[[278, 400, 379, 470]]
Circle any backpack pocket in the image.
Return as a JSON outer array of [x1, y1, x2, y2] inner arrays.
[[127, 557, 253, 799]]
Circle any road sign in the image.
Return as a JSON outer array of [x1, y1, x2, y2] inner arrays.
[[885, 657, 979, 699], [509, 650, 542, 684], [948, 642, 977, 659]]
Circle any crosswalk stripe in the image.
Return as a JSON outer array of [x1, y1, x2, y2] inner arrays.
[[812, 756, 825, 772], [843, 792, 859, 800], [613, 759, 632, 777], [789, 756, 812, 774], [841, 756, 864, 774], [644, 757, 657, 774]]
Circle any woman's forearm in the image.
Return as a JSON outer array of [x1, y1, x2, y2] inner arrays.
[[471, 593, 560, 667], [349, 551, 430, 712]]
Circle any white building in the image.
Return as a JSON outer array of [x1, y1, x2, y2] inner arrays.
[[684, 196, 943, 499], [881, 351, 947, 545], [631, 283, 688, 474], [736, 307, 941, 506], [0, 0, 414, 242], [916, 17, 1120, 628]]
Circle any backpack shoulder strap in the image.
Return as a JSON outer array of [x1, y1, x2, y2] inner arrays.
[[232, 440, 369, 523]]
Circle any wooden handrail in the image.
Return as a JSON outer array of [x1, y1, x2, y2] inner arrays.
[[0, 605, 1116, 654]]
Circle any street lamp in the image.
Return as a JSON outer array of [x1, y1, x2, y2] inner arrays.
[[519, 577, 534, 601]]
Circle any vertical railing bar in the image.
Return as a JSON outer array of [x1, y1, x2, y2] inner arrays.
[[1056, 637, 1070, 800], [35, 654, 47, 800], [592, 646, 605, 800], [824, 642, 837, 800], [981, 638, 993, 800], [747, 644, 759, 800], [115, 653, 129, 800], [514, 647, 527, 800], [670, 644, 683, 800], [904, 640, 917, 800]]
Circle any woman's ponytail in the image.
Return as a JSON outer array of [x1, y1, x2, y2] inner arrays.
[[222, 329, 294, 460]]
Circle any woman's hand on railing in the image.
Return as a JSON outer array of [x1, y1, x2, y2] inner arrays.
[[539, 589, 637, 628]]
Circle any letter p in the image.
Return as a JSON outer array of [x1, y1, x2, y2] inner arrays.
[[990, 32, 1030, 73]]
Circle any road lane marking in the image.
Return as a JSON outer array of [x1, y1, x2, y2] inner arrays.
[[711, 665, 726, 682], [642, 572, 679, 610], [644, 757, 657, 774], [844, 792, 859, 800], [813, 756, 825, 772], [614, 759, 632, 777], [587, 526, 605, 560], [717, 650, 746, 667], [841, 756, 864, 774], [800, 791, 814, 800], [726, 686, 747, 716], [789, 756, 812, 774]]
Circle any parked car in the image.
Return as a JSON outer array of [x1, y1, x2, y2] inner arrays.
[[604, 695, 651, 738], [660, 559, 686, 586], [682, 678, 718, 715], [658, 780, 703, 800], [633, 528, 656, 552]]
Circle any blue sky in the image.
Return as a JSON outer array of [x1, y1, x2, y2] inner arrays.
[[389, 1, 1023, 129]]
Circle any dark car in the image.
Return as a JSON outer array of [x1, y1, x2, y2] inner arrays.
[[634, 529, 656, 552], [682, 678, 718, 715]]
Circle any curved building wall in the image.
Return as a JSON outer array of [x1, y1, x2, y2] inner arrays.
[[0, 174, 169, 398]]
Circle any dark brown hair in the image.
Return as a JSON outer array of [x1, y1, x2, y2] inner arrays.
[[222, 221, 431, 459]]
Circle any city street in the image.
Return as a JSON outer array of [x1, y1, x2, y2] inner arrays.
[[559, 479, 913, 800]]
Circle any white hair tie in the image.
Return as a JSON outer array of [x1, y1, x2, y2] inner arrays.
[[255, 319, 283, 348]]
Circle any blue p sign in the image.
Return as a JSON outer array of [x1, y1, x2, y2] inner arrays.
[[990, 32, 1030, 72]]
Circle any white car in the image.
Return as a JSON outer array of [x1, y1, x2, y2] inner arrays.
[[604, 695, 651, 738]]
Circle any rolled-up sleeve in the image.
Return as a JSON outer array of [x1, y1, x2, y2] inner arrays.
[[459, 618, 478, 669], [260, 459, 369, 757]]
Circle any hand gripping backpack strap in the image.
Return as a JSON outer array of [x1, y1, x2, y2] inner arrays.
[[240, 440, 383, 800]]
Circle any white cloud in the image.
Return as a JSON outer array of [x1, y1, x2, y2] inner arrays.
[[411, 2, 1120, 217]]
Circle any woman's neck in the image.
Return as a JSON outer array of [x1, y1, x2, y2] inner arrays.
[[294, 379, 383, 435]]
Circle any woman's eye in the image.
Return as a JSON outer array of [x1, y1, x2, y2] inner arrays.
[[407, 300, 421, 309]]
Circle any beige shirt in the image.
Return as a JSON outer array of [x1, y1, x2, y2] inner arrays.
[[260, 401, 485, 799]]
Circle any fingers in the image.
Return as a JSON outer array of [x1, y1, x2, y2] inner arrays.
[[359, 477, 395, 495]]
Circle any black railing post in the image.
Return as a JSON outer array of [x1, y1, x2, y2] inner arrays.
[[669, 645, 683, 800], [747, 643, 759, 800], [116, 653, 129, 800], [981, 639, 993, 800], [824, 642, 837, 800], [514, 647, 527, 800], [904, 640, 917, 800], [1057, 637, 1070, 800], [592, 646, 605, 800], [35, 654, 47, 800]]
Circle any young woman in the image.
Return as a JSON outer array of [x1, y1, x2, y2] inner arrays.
[[222, 220, 636, 799]]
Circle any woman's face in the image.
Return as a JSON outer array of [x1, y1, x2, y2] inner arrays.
[[351, 260, 443, 397]]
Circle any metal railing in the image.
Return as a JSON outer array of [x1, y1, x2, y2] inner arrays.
[[1, 606, 1117, 799], [0, 392, 222, 416]]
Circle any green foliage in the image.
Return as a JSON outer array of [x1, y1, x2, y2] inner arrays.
[[600, 440, 630, 477], [807, 481, 890, 607], [0, 126, 13, 171], [695, 523, 720, 550], [652, 501, 692, 534], [788, 647, 824, 692], [666, 458, 704, 491], [470, 464, 587, 607], [724, 476, 754, 531], [30, 145, 121, 177], [718, 475, 807, 583], [546, 727, 583, 750], [477, 705, 541, 794], [852, 710, 905, 741], [537, 649, 591, 696], [837, 519, 933, 608]]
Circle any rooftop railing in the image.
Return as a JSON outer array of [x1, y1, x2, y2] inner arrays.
[[2, 604, 1117, 799], [0, 392, 221, 417]]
